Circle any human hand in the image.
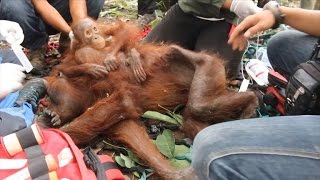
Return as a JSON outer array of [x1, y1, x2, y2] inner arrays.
[[230, 0, 262, 20], [0, 63, 26, 99], [0, 20, 24, 45], [228, 10, 276, 51]]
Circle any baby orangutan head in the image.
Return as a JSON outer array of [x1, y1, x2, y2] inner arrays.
[[71, 18, 109, 50]]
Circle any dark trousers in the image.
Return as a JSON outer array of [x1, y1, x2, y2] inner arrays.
[[138, 0, 157, 15], [0, 0, 104, 50], [144, 4, 243, 78]]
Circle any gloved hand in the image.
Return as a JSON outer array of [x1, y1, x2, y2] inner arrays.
[[0, 20, 24, 45], [230, 0, 262, 21], [0, 63, 26, 99]]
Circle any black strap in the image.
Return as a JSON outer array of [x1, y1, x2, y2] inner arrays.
[[309, 38, 320, 62], [28, 156, 49, 179], [103, 162, 119, 171], [83, 146, 107, 180], [24, 145, 44, 159], [33, 173, 50, 180], [16, 126, 38, 149]]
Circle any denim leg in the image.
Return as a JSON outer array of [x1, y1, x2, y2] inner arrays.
[[0, 0, 48, 50], [192, 115, 320, 180], [267, 30, 318, 77]]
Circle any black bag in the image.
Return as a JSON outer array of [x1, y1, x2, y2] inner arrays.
[[285, 39, 320, 115]]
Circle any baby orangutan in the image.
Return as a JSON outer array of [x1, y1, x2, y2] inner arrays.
[[66, 18, 146, 82], [40, 19, 258, 179]]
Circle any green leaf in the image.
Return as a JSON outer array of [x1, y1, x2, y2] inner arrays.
[[169, 159, 191, 169], [149, 18, 161, 29], [115, 156, 125, 167], [155, 129, 175, 158], [174, 144, 191, 162], [174, 144, 190, 157], [175, 153, 192, 162], [170, 113, 183, 125], [157, 105, 183, 125], [133, 171, 140, 178], [142, 111, 179, 125], [127, 150, 141, 164], [120, 153, 135, 168]]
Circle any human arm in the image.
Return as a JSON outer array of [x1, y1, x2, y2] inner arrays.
[[281, 7, 320, 36], [69, 0, 88, 22], [228, 5, 320, 51], [31, 0, 71, 33]]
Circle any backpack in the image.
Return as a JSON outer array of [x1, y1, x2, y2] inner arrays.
[[285, 39, 320, 115], [0, 124, 125, 180]]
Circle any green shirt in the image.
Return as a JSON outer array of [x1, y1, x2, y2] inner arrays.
[[178, 0, 238, 24]]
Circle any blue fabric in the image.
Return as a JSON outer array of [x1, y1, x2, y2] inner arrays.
[[267, 30, 318, 77], [1, 102, 34, 127], [0, 48, 22, 65], [0, 91, 34, 127], [0, 91, 19, 108], [192, 115, 320, 180]]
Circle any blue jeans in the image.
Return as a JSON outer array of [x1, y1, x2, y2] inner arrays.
[[267, 30, 318, 77], [0, 0, 104, 50], [192, 115, 320, 180]]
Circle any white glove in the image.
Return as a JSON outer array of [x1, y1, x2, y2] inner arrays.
[[0, 63, 26, 99], [0, 20, 24, 45], [230, 0, 262, 20]]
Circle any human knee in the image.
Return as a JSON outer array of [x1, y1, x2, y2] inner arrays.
[[267, 31, 290, 60], [267, 30, 304, 63]]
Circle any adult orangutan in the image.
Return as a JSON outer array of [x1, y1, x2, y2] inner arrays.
[[40, 18, 258, 179]]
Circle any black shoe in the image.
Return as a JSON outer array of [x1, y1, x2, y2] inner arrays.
[[27, 45, 51, 77]]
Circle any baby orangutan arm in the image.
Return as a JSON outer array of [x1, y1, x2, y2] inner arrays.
[[60, 63, 109, 79], [100, 21, 146, 82], [118, 49, 146, 83], [72, 47, 111, 78]]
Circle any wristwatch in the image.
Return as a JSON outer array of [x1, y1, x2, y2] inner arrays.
[[263, 1, 285, 29]]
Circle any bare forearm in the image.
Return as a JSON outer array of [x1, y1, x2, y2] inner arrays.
[[69, 0, 87, 22], [222, 0, 232, 9], [32, 0, 71, 33], [281, 7, 320, 36]]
